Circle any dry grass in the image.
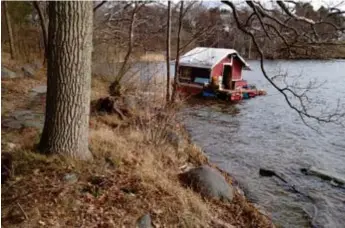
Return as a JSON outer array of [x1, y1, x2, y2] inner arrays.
[[1, 52, 275, 228], [139, 52, 165, 62], [1, 115, 275, 227]]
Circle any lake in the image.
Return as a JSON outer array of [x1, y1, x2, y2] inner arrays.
[[182, 60, 345, 228]]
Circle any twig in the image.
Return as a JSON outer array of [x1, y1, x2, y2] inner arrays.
[[93, 1, 107, 12], [17, 202, 29, 220]]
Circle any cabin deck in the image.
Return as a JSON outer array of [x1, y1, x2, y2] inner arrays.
[[206, 87, 267, 101], [218, 88, 266, 95]]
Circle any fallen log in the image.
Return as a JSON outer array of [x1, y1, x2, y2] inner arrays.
[[301, 167, 345, 186], [259, 168, 313, 199], [259, 168, 287, 183]]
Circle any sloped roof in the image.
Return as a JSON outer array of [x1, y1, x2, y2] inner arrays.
[[179, 47, 250, 70]]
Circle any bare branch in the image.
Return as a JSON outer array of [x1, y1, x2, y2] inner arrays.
[[221, 1, 345, 128], [33, 1, 48, 58], [276, 0, 316, 25], [94, 1, 107, 12]]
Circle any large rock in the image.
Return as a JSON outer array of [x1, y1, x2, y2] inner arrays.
[[12, 110, 34, 120], [2, 119, 22, 129], [22, 120, 44, 130], [1, 67, 18, 79], [3, 110, 45, 130], [31, 85, 47, 94], [136, 213, 152, 228], [22, 64, 36, 78], [63, 173, 78, 184], [179, 165, 234, 202]]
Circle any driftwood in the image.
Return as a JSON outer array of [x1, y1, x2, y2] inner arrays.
[[259, 168, 312, 199], [259, 168, 287, 183], [301, 167, 345, 186]]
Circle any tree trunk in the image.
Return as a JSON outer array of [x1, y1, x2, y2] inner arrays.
[[109, 3, 139, 96], [39, 1, 93, 160], [172, 1, 184, 103], [165, 1, 171, 103], [33, 1, 48, 60], [4, 2, 16, 59], [248, 37, 252, 59]]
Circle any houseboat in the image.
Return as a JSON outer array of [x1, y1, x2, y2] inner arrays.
[[176, 47, 266, 101]]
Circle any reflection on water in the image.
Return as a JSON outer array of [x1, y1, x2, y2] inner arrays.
[[183, 60, 345, 228]]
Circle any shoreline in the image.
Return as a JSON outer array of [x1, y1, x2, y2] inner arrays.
[[178, 107, 274, 223], [1, 54, 274, 227]]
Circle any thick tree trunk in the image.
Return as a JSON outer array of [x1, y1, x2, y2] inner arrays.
[[4, 2, 16, 59], [172, 1, 184, 103], [165, 1, 171, 103], [39, 1, 93, 160]]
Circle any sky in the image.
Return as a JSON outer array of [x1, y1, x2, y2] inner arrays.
[[203, 0, 345, 11]]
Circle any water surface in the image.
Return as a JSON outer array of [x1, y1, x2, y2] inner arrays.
[[183, 60, 345, 228]]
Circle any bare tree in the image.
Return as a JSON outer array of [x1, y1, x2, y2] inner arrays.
[[172, 1, 184, 103], [166, 1, 172, 103], [221, 1, 345, 129], [109, 2, 144, 96], [33, 1, 48, 59], [3, 1, 16, 59], [39, 1, 93, 159]]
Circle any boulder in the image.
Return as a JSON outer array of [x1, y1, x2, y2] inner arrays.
[[22, 64, 36, 78], [1, 67, 18, 79], [136, 213, 152, 228], [2, 119, 22, 129], [179, 165, 234, 202], [12, 110, 33, 120], [63, 173, 78, 184], [22, 120, 44, 130], [31, 85, 47, 94]]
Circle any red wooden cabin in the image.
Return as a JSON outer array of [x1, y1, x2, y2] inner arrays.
[[176, 47, 251, 95]]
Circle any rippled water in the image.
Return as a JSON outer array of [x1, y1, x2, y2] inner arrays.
[[183, 60, 345, 228]]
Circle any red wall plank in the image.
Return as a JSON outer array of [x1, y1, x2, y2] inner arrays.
[[232, 57, 242, 80], [211, 57, 230, 77], [211, 56, 243, 81]]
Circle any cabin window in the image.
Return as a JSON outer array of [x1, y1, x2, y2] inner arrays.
[[180, 67, 192, 82], [179, 66, 210, 85]]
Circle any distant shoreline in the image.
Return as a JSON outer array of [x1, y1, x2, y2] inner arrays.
[[247, 56, 345, 61]]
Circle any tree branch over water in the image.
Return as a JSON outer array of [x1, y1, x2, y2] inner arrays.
[[222, 1, 345, 130]]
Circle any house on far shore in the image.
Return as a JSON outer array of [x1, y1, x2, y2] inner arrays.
[[176, 47, 251, 95]]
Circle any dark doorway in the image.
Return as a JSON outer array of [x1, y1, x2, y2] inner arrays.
[[222, 65, 232, 89]]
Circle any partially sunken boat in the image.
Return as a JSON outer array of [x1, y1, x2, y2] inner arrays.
[[176, 47, 266, 101]]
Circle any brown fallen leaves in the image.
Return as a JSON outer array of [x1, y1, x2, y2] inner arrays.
[[1, 58, 274, 227]]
